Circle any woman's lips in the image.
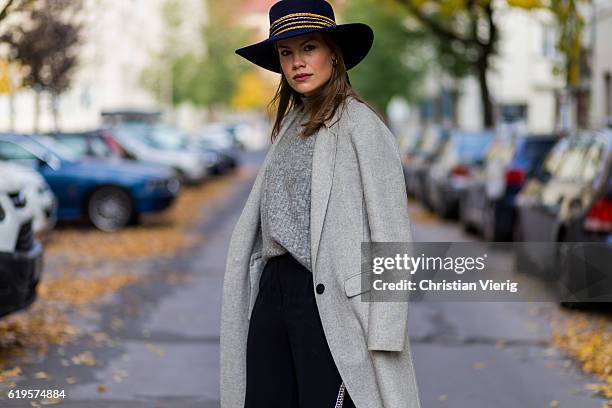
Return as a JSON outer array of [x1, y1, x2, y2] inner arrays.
[[294, 74, 312, 82]]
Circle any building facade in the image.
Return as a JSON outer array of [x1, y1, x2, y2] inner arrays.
[[590, 0, 612, 128], [416, 3, 563, 134], [0, 0, 205, 132]]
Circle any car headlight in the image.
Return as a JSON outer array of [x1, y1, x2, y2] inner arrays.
[[167, 178, 180, 194], [145, 179, 161, 192], [146, 178, 180, 193]]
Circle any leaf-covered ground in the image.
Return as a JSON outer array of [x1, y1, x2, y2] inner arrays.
[[0, 168, 255, 397], [552, 308, 612, 407]]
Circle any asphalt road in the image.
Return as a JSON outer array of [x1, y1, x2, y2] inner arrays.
[[2, 149, 607, 407]]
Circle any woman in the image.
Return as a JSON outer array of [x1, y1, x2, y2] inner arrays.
[[220, 1, 421, 407]]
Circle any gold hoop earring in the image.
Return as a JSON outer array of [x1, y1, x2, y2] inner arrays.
[[332, 58, 337, 67]]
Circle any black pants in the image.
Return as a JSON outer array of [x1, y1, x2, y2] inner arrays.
[[244, 252, 356, 408]]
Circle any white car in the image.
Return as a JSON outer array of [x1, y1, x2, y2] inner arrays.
[[111, 124, 210, 184], [0, 177, 43, 318], [194, 123, 239, 150], [0, 161, 57, 233]]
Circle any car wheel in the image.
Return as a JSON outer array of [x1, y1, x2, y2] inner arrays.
[[87, 187, 133, 232]]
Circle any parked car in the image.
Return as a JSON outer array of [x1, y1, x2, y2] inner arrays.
[[514, 130, 612, 304], [404, 125, 450, 206], [46, 130, 131, 160], [0, 161, 57, 233], [192, 138, 239, 174], [138, 124, 230, 175], [0, 134, 181, 231], [401, 129, 424, 195], [459, 133, 557, 240], [190, 125, 241, 173], [48, 130, 181, 178], [111, 123, 212, 184], [426, 130, 494, 218], [0, 177, 43, 318], [195, 122, 245, 151]]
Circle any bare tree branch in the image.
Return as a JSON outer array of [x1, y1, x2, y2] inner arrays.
[[397, 0, 477, 47], [0, 0, 16, 22]]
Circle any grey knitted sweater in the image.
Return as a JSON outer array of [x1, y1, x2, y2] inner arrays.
[[260, 96, 316, 272]]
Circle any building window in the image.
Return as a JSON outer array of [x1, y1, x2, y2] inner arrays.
[[500, 104, 528, 124], [541, 25, 558, 59]]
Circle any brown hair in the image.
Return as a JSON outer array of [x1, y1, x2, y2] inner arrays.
[[269, 33, 380, 142]]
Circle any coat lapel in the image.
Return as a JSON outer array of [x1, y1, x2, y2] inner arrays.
[[310, 116, 339, 276]]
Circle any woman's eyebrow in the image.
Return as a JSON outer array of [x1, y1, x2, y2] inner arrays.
[[277, 39, 315, 49]]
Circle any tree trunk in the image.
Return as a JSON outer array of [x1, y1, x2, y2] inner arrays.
[[476, 55, 494, 128]]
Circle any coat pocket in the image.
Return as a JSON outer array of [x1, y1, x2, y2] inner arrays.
[[344, 271, 371, 298], [248, 252, 264, 321]]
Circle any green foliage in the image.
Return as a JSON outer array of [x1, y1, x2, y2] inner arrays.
[[341, 0, 430, 113], [142, 0, 251, 109], [547, 0, 587, 88], [179, 14, 249, 108]]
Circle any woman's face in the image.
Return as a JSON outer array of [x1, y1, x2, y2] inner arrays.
[[276, 33, 335, 96]]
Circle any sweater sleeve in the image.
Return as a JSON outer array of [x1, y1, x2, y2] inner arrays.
[[348, 101, 413, 352]]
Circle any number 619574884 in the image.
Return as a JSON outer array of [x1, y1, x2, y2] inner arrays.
[[7, 389, 66, 399]]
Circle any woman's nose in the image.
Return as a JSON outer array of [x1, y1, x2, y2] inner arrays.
[[292, 55, 305, 69]]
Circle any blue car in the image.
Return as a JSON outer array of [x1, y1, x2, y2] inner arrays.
[[459, 133, 558, 240], [0, 134, 181, 231]]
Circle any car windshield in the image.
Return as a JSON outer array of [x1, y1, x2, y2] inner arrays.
[[113, 124, 151, 146], [514, 138, 557, 169], [50, 134, 89, 158], [114, 124, 188, 150], [149, 125, 189, 150], [28, 135, 78, 161], [455, 132, 493, 161], [196, 126, 233, 148]]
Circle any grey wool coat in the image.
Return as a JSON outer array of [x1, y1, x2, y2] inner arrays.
[[219, 96, 421, 408]]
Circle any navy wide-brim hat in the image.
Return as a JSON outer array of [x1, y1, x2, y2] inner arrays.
[[235, 0, 374, 73]]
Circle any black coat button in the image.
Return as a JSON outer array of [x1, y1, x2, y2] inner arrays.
[[316, 283, 325, 294]]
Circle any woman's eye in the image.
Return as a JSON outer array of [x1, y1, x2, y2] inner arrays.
[[304, 45, 315, 51], [280, 50, 290, 56]]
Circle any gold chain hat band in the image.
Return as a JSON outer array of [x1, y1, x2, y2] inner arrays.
[[269, 12, 336, 37]]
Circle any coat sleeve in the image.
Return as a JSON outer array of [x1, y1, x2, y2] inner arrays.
[[348, 102, 413, 352]]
